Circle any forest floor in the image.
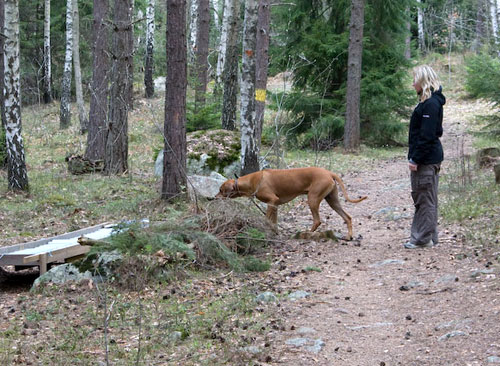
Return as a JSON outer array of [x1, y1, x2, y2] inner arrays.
[[259, 97, 500, 365], [0, 90, 499, 365]]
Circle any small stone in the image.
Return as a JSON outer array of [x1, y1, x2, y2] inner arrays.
[[399, 285, 410, 291], [405, 315, 412, 320], [347, 346, 352, 352]]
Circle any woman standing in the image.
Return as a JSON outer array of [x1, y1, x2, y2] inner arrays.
[[404, 65, 446, 249]]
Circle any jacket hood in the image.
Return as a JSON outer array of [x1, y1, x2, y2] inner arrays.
[[431, 86, 446, 106]]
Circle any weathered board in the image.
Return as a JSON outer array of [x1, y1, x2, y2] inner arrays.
[[0, 223, 114, 275]]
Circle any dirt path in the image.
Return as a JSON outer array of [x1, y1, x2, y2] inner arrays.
[[264, 98, 500, 365]]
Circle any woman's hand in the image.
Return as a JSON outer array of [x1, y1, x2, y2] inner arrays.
[[409, 161, 418, 171]]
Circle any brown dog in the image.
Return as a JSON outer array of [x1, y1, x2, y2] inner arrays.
[[216, 167, 367, 240]]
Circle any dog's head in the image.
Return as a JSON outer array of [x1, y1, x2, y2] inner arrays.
[[216, 179, 240, 198]]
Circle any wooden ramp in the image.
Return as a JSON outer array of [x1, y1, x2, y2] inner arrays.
[[0, 223, 114, 275]]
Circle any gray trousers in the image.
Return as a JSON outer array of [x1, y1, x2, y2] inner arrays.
[[410, 163, 440, 245]]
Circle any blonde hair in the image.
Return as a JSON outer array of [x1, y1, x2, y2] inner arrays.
[[413, 65, 441, 102]]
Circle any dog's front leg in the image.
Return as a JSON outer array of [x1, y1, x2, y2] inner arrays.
[[266, 204, 278, 225]]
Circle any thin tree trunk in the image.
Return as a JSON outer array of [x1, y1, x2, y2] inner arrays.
[[221, 0, 240, 130], [240, 0, 259, 175], [0, 0, 7, 168], [4, 0, 28, 190], [211, 0, 220, 28], [73, 0, 88, 133], [472, 0, 486, 52], [43, 0, 52, 104], [128, 0, 134, 110], [255, 0, 270, 149], [162, 0, 187, 200], [490, 0, 499, 46], [344, 0, 365, 152], [194, 0, 210, 112], [60, 0, 74, 129], [105, 0, 132, 174], [417, 0, 425, 53], [144, 0, 155, 98], [188, 0, 197, 61], [86, 0, 110, 161], [215, 0, 232, 89], [405, 16, 411, 60]]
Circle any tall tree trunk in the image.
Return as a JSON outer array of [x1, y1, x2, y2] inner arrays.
[[43, 0, 52, 104], [60, 0, 74, 129], [490, 0, 499, 47], [215, 0, 232, 90], [240, 0, 259, 175], [472, 0, 486, 52], [144, 0, 155, 98], [128, 0, 134, 110], [4, 0, 28, 190], [194, 0, 210, 112], [188, 0, 197, 62], [221, 0, 240, 130], [105, 0, 132, 174], [417, 0, 425, 53], [86, 0, 110, 161], [255, 0, 270, 149], [162, 0, 187, 200], [405, 17, 411, 60], [344, 0, 365, 152], [0, 0, 7, 168], [211, 0, 220, 28], [73, 0, 88, 133]]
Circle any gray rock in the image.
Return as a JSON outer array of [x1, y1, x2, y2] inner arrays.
[[32, 264, 92, 289], [187, 174, 227, 200], [434, 274, 458, 284], [306, 339, 325, 354], [169, 331, 183, 341], [288, 290, 311, 301], [154, 76, 166, 91], [346, 322, 393, 331], [297, 327, 316, 335], [488, 356, 500, 363], [438, 330, 467, 341], [93, 250, 123, 278], [286, 338, 309, 347], [256, 291, 277, 303], [470, 268, 495, 278], [370, 259, 405, 268]]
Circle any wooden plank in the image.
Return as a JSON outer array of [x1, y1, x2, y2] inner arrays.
[[40, 253, 48, 275], [23, 245, 91, 264], [0, 223, 110, 255]]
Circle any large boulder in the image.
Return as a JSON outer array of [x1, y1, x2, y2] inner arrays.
[[156, 129, 241, 178], [187, 172, 227, 200]]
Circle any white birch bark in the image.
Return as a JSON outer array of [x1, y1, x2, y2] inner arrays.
[[240, 0, 259, 175], [60, 0, 74, 129], [490, 0, 499, 45], [144, 0, 155, 98], [43, 0, 52, 103], [189, 0, 198, 60], [216, 0, 233, 86], [73, 0, 88, 132], [4, 0, 28, 190], [417, 0, 425, 52], [211, 0, 220, 28]]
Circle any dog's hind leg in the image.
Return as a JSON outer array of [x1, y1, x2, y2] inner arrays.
[[307, 194, 323, 232], [324, 190, 353, 240]]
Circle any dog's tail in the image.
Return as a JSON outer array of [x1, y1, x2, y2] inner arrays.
[[331, 173, 368, 203]]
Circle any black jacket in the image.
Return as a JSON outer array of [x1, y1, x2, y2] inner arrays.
[[408, 87, 445, 165]]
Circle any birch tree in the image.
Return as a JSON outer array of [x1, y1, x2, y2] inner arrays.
[[162, 0, 187, 200], [0, 0, 7, 168], [86, 0, 110, 161], [221, 0, 240, 130], [188, 0, 198, 61], [105, 0, 133, 174], [417, 0, 425, 52], [194, 0, 210, 112], [60, 0, 74, 129], [4, 0, 28, 190], [240, 0, 259, 175], [215, 0, 233, 87], [255, 0, 270, 149], [43, 0, 52, 104], [144, 0, 155, 98], [344, 0, 365, 151], [73, 0, 88, 133], [490, 0, 499, 47]]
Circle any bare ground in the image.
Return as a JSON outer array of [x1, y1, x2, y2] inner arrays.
[[261, 98, 500, 365], [0, 98, 498, 365]]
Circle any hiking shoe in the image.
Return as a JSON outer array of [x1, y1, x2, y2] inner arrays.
[[404, 240, 434, 249]]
